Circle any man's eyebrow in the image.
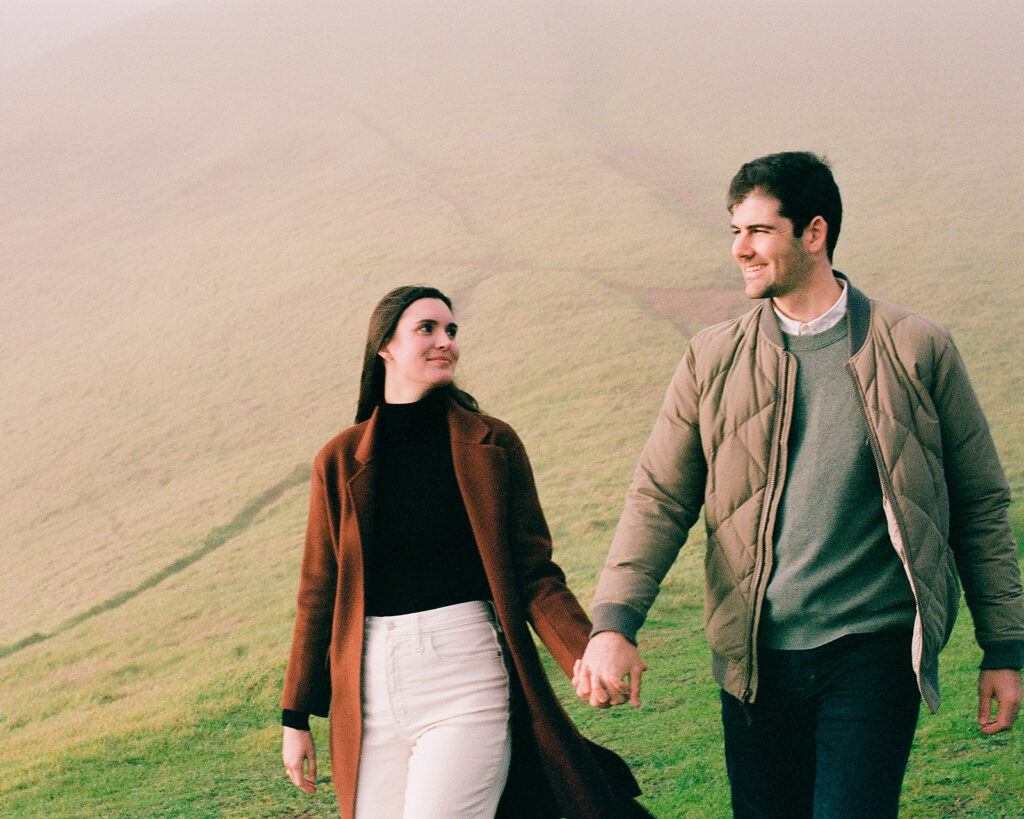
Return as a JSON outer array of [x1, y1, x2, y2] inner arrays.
[[731, 222, 778, 231]]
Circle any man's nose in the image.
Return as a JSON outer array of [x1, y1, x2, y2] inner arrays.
[[732, 233, 751, 259]]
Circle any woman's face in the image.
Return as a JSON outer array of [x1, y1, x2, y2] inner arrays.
[[380, 298, 460, 404]]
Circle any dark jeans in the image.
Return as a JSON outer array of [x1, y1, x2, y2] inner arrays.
[[720, 629, 921, 819]]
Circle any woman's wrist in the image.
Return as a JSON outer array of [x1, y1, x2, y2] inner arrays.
[[282, 709, 311, 731]]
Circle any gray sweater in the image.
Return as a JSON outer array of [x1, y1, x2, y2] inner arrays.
[[762, 321, 916, 649]]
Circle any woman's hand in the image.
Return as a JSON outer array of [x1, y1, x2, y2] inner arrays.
[[573, 631, 647, 708], [283, 727, 318, 793]]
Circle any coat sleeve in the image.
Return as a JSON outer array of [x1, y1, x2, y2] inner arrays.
[[931, 335, 1024, 668], [504, 433, 593, 677], [280, 454, 338, 716], [591, 347, 708, 641]]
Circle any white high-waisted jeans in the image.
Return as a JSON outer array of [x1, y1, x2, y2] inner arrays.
[[354, 600, 512, 819]]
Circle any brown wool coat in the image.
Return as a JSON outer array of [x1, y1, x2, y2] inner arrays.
[[281, 397, 643, 818]]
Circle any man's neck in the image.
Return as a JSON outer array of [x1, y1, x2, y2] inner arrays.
[[772, 267, 842, 323]]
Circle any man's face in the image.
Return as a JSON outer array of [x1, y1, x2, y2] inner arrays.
[[730, 193, 814, 301]]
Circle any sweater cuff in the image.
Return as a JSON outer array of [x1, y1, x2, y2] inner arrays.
[[590, 603, 645, 644], [979, 641, 1024, 671], [282, 709, 311, 731]]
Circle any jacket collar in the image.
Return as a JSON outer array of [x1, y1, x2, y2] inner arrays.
[[447, 396, 491, 445], [841, 272, 872, 354], [353, 410, 379, 464], [756, 270, 871, 355]]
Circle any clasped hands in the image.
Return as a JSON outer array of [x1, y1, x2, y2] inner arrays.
[[572, 630, 649, 708]]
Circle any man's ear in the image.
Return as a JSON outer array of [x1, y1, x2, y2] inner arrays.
[[803, 215, 829, 255]]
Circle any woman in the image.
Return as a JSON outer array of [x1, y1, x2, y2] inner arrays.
[[280, 285, 649, 817]]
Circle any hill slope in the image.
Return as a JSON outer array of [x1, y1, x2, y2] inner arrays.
[[2, 1, 1022, 815]]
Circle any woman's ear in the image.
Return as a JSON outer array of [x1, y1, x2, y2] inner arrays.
[[379, 349, 392, 362]]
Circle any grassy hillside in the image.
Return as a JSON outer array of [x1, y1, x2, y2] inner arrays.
[[2, 1, 1023, 815]]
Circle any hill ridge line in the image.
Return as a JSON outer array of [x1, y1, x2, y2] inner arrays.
[[0, 464, 311, 661]]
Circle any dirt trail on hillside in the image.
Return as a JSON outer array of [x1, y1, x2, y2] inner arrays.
[[619, 283, 747, 334]]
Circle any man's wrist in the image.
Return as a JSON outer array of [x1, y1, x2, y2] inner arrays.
[[590, 603, 644, 643], [979, 641, 1024, 671]]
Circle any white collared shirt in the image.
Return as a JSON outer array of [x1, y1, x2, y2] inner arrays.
[[774, 279, 848, 336]]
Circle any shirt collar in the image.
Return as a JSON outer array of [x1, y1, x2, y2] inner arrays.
[[774, 278, 848, 336]]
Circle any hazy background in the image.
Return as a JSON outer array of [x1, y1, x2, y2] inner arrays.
[[1, 0, 176, 69], [2, 0, 1023, 814]]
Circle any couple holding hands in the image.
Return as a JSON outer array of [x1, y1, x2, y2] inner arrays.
[[280, 153, 1023, 818]]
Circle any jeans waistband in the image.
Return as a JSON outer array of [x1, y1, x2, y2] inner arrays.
[[364, 600, 496, 638]]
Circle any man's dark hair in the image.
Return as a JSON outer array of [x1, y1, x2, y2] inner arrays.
[[727, 152, 842, 261]]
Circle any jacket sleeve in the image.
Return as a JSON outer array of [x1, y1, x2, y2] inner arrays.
[[505, 433, 593, 677], [933, 335, 1024, 667], [932, 336, 1024, 669], [591, 347, 708, 641], [280, 454, 338, 716]]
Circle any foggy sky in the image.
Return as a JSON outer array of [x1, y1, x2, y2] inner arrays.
[[0, 0, 174, 70]]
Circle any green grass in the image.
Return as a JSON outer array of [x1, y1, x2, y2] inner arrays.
[[0, 466, 310, 662], [1, 667, 337, 819], [3, 538, 1020, 817]]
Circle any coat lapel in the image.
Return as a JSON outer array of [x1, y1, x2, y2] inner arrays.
[[346, 409, 379, 560], [447, 402, 514, 583]]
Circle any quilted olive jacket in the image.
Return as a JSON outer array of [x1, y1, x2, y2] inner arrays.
[[592, 275, 1024, 711]]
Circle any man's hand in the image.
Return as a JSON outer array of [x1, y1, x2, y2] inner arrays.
[[572, 630, 648, 708], [283, 727, 318, 793], [977, 668, 1022, 734]]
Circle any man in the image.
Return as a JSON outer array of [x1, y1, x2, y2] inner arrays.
[[574, 152, 1024, 818]]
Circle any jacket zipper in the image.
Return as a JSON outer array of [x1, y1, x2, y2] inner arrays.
[[742, 352, 790, 710], [844, 363, 895, 512], [844, 362, 926, 700]]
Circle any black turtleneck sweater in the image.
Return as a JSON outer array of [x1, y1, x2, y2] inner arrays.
[[365, 389, 490, 616], [283, 390, 491, 731]]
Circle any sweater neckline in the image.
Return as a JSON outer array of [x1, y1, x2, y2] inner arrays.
[[378, 389, 448, 440]]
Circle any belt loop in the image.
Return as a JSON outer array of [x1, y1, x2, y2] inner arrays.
[[415, 611, 424, 653], [486, 600, 502, 634]]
